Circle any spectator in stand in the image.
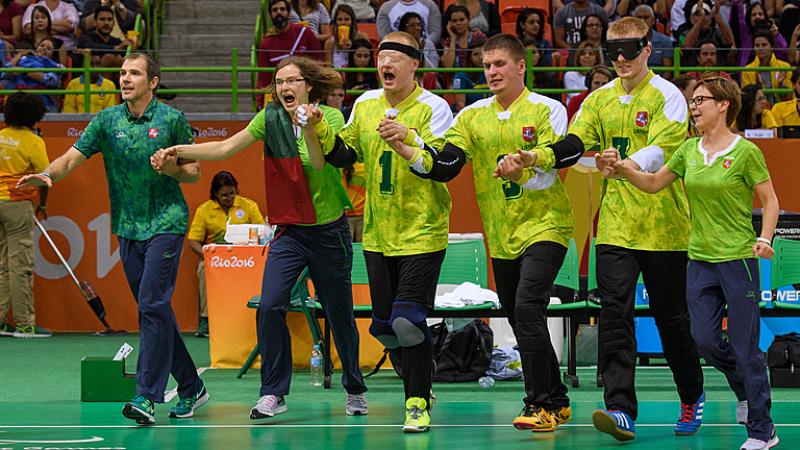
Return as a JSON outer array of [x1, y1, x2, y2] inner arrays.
[[516, 8, 552, 66], [76, 6, 131, 68], [335, 0, 376, 22], [22, 6, 67, 65], [771, 67, 800, 135], [731, 0, 788, 68], [2, 38, 63, 112], [22, 0, 78, 49], [523, 38, 559, 98], [451, 38, 488, 111], [617, 0, 667, 20], [325, 85, 350, 118], [676, 0, 734, 67], [324, 5, 367, 68], [579, 13, 607, 62], [670, 0, 731, 37], [344, 38, 378, 98], [399, 11, 439, 68], [456, 0, 500, 37], [289, 0, 331, 44], [685, 39, 731, 79], [741, 32, 792, 103], [257, 0, 321, 103], [566, 64, 612, 120], [81, 0, 139, 36], [62, 51, 118, 113], [564, 41, 601, 103], [376, 0, 441, 43], [554, 0, 607, 49], [440, 4, 486, 68], [553, 0, 614, 17], [634, 4, 673, 78], [734, 84, 777, 133], [0, 0, 24, 47], [673, 75, 701, 136], [789, 23, 800, 65], [187, 171, 265, 338], [0, 92, 50, 339]]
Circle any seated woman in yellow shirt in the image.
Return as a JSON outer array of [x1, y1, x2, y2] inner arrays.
[[187, 171, 265, 337]]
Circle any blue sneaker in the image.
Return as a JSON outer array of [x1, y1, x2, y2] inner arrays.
[[675, 391, 705, 435], [592, 409, 636, 441], [170, 380, 209, 418], [122, 395, 155, 425]]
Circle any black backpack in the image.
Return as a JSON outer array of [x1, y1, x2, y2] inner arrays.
[[767, 332, 800, 370], [365, 319, 494, 382]]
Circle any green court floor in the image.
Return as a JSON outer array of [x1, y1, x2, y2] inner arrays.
[[1, 334, 798, 449]]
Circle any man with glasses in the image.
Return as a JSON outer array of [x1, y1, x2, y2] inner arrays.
[[497, 16, 705, 442]]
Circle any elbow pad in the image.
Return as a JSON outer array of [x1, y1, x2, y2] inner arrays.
[[325, 136, 358, 168], [550, 134, 585, 169], [412, 143, 467, 182]]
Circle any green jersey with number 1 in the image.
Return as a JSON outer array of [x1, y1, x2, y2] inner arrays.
[[446, 88, 575, 259], [569, 70, 691, 251], [337, 84, 453, 256]]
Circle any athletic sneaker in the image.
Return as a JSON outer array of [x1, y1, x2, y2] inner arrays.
[[195, 317, 209, 338], [13, 325, 52, 338], [346, 393, 368, 416], [0, 323, 15, 337], [403, 397, 430, 433], [737, 400, 749, 425], [675, 391, 705, 435], [122, 395, 155, 425], [552, 405, 573, 425], [592, 409, 636, 441], [512, 404, 557, 432], [740, 429, 780, 450], [250, 395, 287, 419], [169, 380, 209, 418]]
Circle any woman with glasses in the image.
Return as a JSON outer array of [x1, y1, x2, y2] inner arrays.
[[734, 84, 777, 134], [516, 8, 552, 66], [601, 75, 780, 450], [152, 56, 368, 421], [579, 13, 607, 57], [186, 171, 265, 338]]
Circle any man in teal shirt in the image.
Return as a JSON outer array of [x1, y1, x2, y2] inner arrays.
[[19, 52, 208, 425]]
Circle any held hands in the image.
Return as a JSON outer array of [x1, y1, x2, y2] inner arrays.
[[492, 149, 535, 182], [377, 116, 409, 147], [296, 102, 323, 129], [150, 147, 179, 176], [753, 240, 775, 259], [596, 147, 625, 178]]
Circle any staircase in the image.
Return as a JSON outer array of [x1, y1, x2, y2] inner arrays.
[[157, 0, 261, 113]]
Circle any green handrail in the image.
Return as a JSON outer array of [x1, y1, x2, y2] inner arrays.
[[142, 0, 150, 50]]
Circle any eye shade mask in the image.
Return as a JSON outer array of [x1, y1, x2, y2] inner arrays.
[[606, 36, 648, 61]]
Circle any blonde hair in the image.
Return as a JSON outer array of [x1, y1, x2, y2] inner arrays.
[[607, 16, 649, 39], [381, 31, 419, 49], [695, 74, 742, 126]]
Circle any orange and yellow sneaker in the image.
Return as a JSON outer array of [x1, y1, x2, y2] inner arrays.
[[512, 404, 557, 432], [552, 405, 573, 425]]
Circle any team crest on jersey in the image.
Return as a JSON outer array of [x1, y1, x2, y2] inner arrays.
[[522, 126, 536, 142], [723, 157, 733, 169], [148, 128, 159, 138], [635, 111, 649, 127]]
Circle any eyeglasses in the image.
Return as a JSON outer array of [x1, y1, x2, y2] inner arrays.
[[275, 77, 306, 87], [756, 95, 768, 102], [689, 95, 716, 107]]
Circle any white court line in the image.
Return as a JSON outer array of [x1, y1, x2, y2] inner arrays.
[[1, 424, 800, 429], [163, 368, 207, 403]]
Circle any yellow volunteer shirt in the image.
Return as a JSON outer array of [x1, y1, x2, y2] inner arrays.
[[62, 76, 118, 114], [0, 127, 49, 202], [771, 99, 800, 127], [188, 195, 265, 244]]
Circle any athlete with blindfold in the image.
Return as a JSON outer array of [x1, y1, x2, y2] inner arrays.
[[318, 31, 453, 433], [496, 17, 705, 442]]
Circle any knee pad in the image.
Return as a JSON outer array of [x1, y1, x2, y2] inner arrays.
[[390, 300, 430, 347], [369, 317, 400, 349]]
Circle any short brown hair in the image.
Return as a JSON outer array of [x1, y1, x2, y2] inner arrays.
[[483, 33, 526, 62], [608, 16, 649, 39], [270, 56, 343, 104], [695, 74, 741, 126], [124, 52, 160, 83]]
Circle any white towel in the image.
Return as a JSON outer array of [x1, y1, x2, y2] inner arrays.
[[434, 282, 499, 309]]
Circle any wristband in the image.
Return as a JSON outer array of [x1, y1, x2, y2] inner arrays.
[[40, 172, 51, 179], [757, 237, 772, 246]]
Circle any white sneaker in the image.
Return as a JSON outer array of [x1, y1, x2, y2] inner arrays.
[[737, 400, 748, 425], [740, 430, 779, 450], [346, 393, 368, 416], [250, 395, 287, 419]]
